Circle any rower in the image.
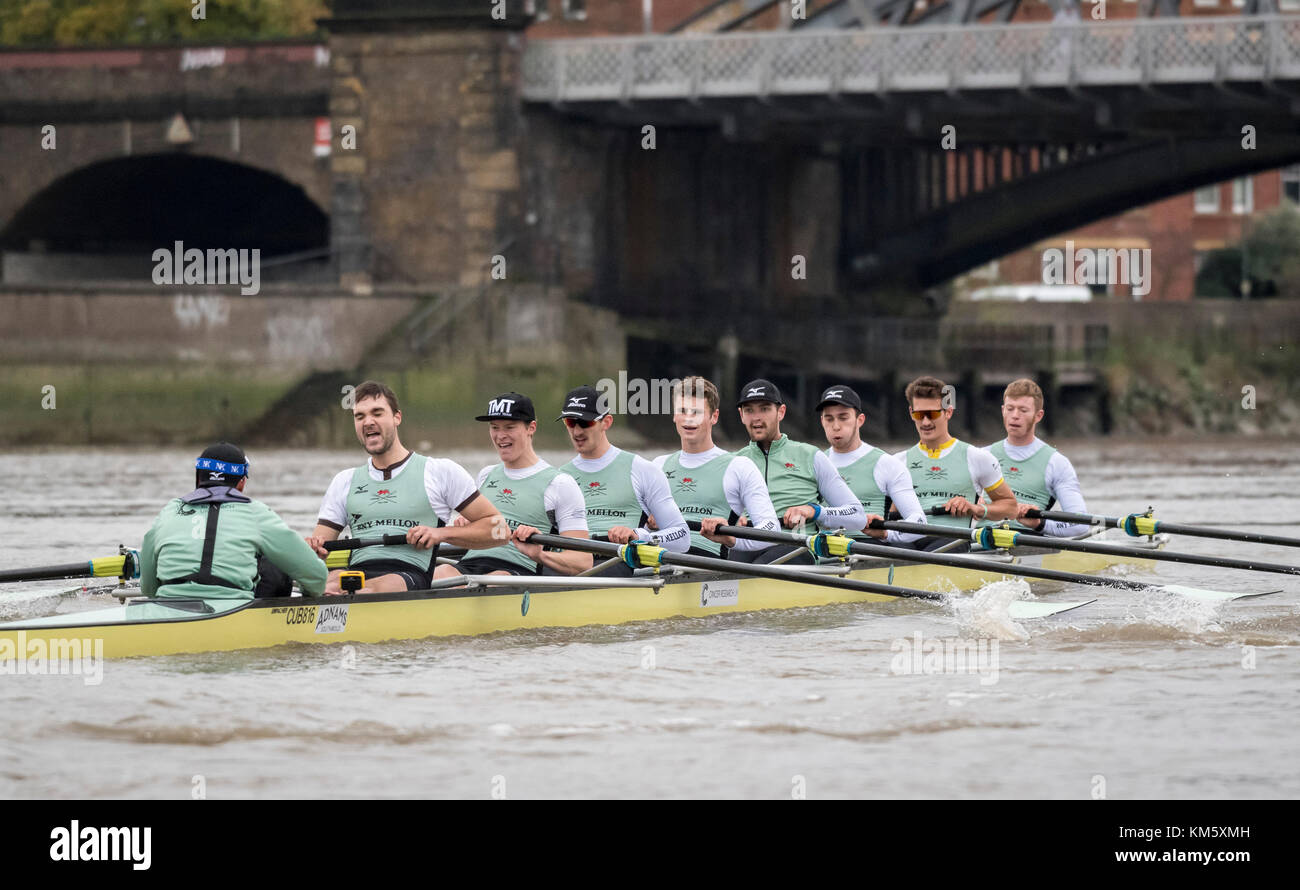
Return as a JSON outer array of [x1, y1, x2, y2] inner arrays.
[[982, 378, 1091, 537], [558, 383, 689, 577], [307, 380, 503, 593], [893, 375, 1017, 551], [434, 392, 592, 580], [815, 384, 926, 547], [650, 376, 780, 559], [140, 443, 326, 601], [734, 378, 866, 564]]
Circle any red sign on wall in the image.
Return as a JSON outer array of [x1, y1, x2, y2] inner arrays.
[[314, 118, 331, 157]]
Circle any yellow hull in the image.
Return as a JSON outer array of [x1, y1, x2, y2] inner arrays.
[[0, 548, 1153, 659]]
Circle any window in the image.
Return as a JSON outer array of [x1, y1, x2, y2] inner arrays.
[[1282, 165, 1300, 205], [563, 0, 587, 20], [1194, 185, 1220, 213], [1192, 0, 1218, 6], [1232, 177, 1253, 215], [527, 0, 550, 19]]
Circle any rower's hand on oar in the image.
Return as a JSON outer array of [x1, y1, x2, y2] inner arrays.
[[864, 515, 887, 540], [306, 536, 329, 558], [512, 525, 542, 560], [407, 525, 442, 550], [783, 505, 817, 529], [699, 517, 736, 548], [943, 496, 982, 519], [607, 526, 637, 545], [1013, 504, 1045, 524]]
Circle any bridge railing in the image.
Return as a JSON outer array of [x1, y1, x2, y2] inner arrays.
[[522, 14, 1300, 101]]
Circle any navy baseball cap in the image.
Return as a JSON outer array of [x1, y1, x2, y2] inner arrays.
[[815, 385, 863, 413], [196, 442, 249, 487], [557, 385, 606, 422], [475, 392, 536, 423], [736, 379, 782, 407]]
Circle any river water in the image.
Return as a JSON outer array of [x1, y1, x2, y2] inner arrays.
[[1, 440, 1297, 799]]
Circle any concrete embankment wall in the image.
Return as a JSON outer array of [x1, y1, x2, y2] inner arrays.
[[948, 300, 1300, 435], [0, 284, 624, 449]]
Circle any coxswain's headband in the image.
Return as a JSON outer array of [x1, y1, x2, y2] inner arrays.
[[196, 457, 249, 477]]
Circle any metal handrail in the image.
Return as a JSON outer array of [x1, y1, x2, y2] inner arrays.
[[521, 14, 1300, 102]]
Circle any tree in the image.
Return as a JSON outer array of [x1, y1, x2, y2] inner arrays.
[[0, 0, 330, 46], [1196, 205, 1300, 299]]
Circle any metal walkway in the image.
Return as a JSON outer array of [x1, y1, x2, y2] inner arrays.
[[523, 14, 1300, 102]]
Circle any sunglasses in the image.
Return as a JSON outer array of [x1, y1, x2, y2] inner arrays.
[[563, 417, 597, 429], [909, 409, 945, 421]]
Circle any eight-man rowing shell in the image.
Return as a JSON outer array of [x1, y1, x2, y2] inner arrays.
[[0, 545, 1163, 659]]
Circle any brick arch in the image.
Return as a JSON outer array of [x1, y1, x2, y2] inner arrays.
[[1, 152, 327, 256]]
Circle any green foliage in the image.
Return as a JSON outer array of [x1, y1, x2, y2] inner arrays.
[[0, 0, 331, 47], [1196, 205, 1300, 299]]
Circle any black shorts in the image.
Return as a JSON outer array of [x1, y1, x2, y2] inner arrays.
[[453, 557, 535, 577], [730, 543, 814, 565], [345, 559, 433, 590]]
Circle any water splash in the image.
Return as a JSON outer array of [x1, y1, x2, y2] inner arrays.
[[949, 579, 1034, 641], [1123, 587, 1225, 635]]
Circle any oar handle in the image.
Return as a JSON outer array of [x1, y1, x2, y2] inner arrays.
[[690, 519, 1164, 592], [522, 531, 946, 601], [322, 534, 410, 551]]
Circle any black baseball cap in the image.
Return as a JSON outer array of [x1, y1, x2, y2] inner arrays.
[[736, 379, 782, 407], [195, 442, 249, 487], [475, 392, 536, 423], [815, 384, 863, 413], [556, 384, 607, 422]]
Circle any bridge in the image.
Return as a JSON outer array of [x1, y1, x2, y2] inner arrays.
[[522, 14, 1300, 289]]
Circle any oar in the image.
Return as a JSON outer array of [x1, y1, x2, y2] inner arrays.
[[686, 521, 1266, 602], [322, 536, 467, 570], [0, 550, 139, 585], [523, 533, 1091, 618], [1026, 507, 1300, 550], [875, 515, 1300, 579]]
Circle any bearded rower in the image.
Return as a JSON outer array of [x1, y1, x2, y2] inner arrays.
[[894, 375, 1017, 550], [434, 392, 592, 579], [735, 379, 866, 565], [141, 443, 326, 601], [815, 385, 926, 547], [650, 376, 779, 558], [308, 380, 503, 593], [558, 384, 689, 577], [982, 378, 1090, 537]]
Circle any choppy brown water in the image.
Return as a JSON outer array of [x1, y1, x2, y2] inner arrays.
[[1, 440, 1297, 799]]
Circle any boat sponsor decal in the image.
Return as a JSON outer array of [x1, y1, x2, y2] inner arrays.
[[700, 579, 739, 608], [280, 605, 318, 626], [315, 604, 349, 634]]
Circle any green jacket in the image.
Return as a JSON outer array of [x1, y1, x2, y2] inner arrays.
[[140, 486, 327, 601]]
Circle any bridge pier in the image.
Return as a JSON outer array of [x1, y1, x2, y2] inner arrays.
[[325, 1, 532, 287]]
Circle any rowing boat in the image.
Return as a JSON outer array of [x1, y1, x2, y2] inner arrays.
[[0, 539, 1163, 659]]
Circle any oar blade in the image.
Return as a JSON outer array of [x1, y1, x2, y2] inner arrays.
[[1007, 599, 1095, 619], [1156, 584, 1284, 603]]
